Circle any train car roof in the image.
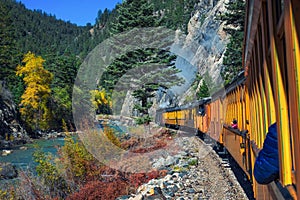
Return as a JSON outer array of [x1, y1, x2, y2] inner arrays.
[[225, 71, 246, 94], [243, 0, 261, 76], [212, 71, 246, 100]]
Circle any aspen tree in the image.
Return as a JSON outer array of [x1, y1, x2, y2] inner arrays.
[[16, 52, 53, 131]]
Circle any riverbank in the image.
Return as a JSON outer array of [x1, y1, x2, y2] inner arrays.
[[0, 118, 126, 181], [1, 119, 251, 199], [0, 137, 31, 151], [0, 136, 66, 181], [117, 135, 249, 200]]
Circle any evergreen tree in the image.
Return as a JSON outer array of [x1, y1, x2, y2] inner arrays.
[[0, 1, 23, 101], [218, 0, 245, 84], [197, 79, 210, 99], [111, 0, 156, 34], [45, 54, 81, 92], [99, 0, 185, 124], [103, 48, 184, 124], [152, 0, 198, 33], [51, 86, 72, 129]]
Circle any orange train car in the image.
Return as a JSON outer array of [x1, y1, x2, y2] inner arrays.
[[242, 0, 300, 199], [157, 0, 300, 199], [156, 98, 212, 134]]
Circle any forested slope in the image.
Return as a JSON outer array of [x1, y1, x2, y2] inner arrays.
[[0, 0, 244, 134]]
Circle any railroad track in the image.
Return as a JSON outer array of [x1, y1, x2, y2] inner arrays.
[[197, 133, 255, 200]]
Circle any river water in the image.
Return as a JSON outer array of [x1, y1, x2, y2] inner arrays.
[[0, 138, 65, 170], [0, 123, 127, 170]]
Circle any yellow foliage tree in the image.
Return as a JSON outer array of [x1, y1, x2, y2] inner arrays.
[[16, 52, 53, 131], [90, 88, 111, 114]]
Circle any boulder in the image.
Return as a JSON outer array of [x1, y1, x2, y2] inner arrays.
[[0, 163, 18, 179]]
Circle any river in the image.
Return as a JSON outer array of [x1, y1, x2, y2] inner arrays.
[[0, 122, 127, 170], [0, 137, 65, 170]]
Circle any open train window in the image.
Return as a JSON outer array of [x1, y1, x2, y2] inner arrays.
[[275, 0, 284, 23], [198, 105, 205, 116]]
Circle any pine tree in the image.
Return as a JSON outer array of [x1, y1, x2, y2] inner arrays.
[[218, 0, 245, 84], [16, 52, 53, 131], [197, 79, 210, 99], [111, 0, 156, 34], [104, 48, 184, 124], [45, 54, 80, 92], [0, 1, 21, 97], [101, 0, 184, 125], [51, 86, 72, 129]]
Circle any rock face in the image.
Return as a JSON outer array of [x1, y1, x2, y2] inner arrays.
[[180, 0, 228, 78], [0, 87, 28, 148], [171, 0, 229, 104], [119, 0, 230, 114]]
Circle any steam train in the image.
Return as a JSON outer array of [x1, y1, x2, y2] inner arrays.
[[156, 0, 300, 199]]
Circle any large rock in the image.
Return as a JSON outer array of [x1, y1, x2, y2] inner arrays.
[[0, 163, 18, 179], [0, 87, 28, 148]]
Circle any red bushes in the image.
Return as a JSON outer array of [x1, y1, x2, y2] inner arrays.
[[130, 139, 167, 153], [66, 180, 129, 200], [66, 169, 163, 200], [120, 128, 173, 153]]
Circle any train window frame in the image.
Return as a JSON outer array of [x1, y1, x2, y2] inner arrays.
[[263, 1, 271, 50], [274, 0, 284, 24], [198, 105, 205, 116], [189, 109, 192, 120]]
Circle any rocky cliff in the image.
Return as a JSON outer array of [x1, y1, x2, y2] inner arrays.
[[171, 0, 229, 104], [0, 85, 28, 149], [118, 0, 230, 117]]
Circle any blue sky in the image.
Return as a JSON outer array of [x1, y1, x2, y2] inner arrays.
[[18, 0, 122, 26]]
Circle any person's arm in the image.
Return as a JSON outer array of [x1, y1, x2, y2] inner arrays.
[[251, 140, 261, 157], [253, 123, 279, 184]]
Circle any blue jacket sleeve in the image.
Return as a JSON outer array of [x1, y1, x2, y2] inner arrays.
[[254, 123, 279, 184]]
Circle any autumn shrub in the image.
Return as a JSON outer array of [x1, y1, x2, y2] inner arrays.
[[127, 170, 160, 188], [130, 139, 167, 153], [58, 133, 99, 184], [0, 188, 14, 200], [103, 126, 121, 148], [33, 150, 70, 198], [28, 125, 172, 199], [120, 137, 140, 149], [15, 171, 58, 200], [66, 168, 164, 200], [154, 128, 175, 138], [121, 128, 172, 153]]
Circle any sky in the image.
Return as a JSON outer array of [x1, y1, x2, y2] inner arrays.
[[18, 0, 122, 26]]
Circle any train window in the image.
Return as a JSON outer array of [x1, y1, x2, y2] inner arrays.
[[198, 105, 205, 116], [266, 53, 275, 93], [263, 2, 270, 49], [292, 1, 300, 40], [280, 33, 294, 176], [258, 25, 264, 73], [275, 0, 284, 23], [280, 34, 289, 97]]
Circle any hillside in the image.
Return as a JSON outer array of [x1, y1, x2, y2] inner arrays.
[[0, 0, 247, 198], [0, 0, 244, 135]]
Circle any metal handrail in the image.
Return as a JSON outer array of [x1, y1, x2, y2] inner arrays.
[[223, 124, 248, 138]]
